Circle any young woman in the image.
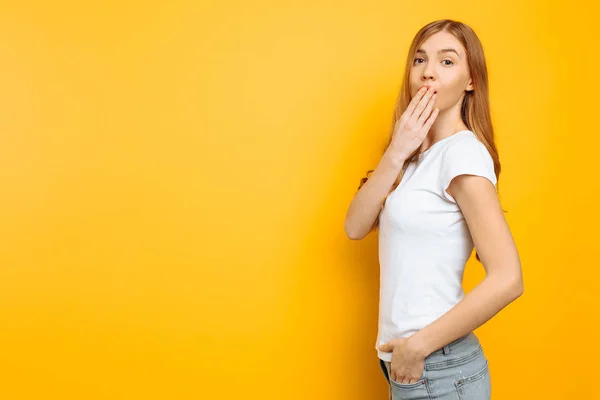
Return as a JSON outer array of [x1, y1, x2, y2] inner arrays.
[[344, 19, 524, 399]]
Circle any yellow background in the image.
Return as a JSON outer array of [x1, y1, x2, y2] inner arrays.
[[0, 1, 596, 399]]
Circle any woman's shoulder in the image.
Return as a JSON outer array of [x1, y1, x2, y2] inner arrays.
[[443, 130, 491, 159]]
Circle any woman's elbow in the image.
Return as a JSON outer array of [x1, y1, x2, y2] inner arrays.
[[344, 219, 373, 240], [508, 274, 524, 300]]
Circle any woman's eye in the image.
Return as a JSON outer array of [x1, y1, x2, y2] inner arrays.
[[414, 58, 453, 66]]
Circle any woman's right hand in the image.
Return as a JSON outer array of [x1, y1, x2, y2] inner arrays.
[[387, 86, 439, 162]]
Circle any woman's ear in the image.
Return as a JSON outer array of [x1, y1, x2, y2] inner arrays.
[[466, 78, 474, 92]]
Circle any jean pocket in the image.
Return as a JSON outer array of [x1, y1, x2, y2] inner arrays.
[[454, 359, 490, 400], [390, 373, 428, 400], [390, 369, 427, 389]]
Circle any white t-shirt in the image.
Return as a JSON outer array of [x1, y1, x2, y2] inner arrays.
[[375, 129, 497, 362]]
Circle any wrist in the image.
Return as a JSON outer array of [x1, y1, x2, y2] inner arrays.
[[382, 149, 407, 169], [407, 332, 432, 359]]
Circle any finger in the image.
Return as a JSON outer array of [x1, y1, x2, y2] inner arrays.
[[421, 108, 440, 133], [410, 87, 434, 119], [403, 87, 428, 118], [417, 93, 437, 126], [379, 343, 393, 352], [411, 87, 436, 121]]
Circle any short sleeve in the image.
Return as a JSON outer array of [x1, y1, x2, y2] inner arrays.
[[440, 137, 497, 203]]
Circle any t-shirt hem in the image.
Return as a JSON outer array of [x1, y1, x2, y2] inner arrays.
[[377, 349, 392, 362]]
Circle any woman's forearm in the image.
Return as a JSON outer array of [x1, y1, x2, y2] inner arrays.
[[408, 271, 524, 358], [344, 151, 406, 240]]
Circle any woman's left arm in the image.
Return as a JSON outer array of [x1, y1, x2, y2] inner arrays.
[[408, 174, 524, 358]]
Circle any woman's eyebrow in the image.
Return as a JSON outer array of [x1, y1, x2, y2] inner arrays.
[[416, 48, 460, 57]]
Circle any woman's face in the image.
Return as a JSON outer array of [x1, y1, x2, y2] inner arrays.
[[409, 31, 473, 110]]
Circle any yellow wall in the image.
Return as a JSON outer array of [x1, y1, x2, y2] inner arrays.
[[0, 1, 596, 399]]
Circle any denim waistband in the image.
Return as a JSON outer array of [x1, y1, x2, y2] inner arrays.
[[426, 332, 477, 358]]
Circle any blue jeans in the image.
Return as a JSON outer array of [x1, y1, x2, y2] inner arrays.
[[379, 332, 491, 399]]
